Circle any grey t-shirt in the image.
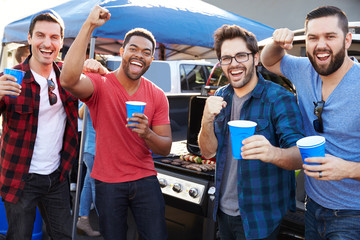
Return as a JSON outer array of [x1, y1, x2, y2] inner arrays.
[[219, 92, 251, 216], [281, 55, 360, 210]]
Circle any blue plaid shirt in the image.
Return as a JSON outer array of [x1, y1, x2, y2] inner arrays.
[[213, 74, 304, 239]]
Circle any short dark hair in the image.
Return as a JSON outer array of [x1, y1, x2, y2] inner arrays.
[[123, 28, 156, 54], [29, 10, 65, 39], [213, 25, 258, 60], [15, 45, 30, 63], [305, 6, 348, 36]]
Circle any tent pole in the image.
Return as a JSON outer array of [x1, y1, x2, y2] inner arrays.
[[89, 37, 96, 59], [71, 105, 89, 240], [71, 36, 95, 240], [0, 43, 7, 71]]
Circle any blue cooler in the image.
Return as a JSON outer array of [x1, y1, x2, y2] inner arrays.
[[0, 198, 43, 240]]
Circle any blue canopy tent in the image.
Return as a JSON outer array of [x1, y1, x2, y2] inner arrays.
[[2, 0, 274, 60]]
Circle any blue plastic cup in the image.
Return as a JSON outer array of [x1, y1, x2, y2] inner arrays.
[[228, 120, 257, 159], [126, 101, 146, 128], [296, 136, 325, 165], [4, 68, 25, 97]]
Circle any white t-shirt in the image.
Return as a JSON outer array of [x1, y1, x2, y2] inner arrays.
[[29, 68, 66, 174]]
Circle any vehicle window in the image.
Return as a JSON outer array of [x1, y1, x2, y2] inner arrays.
[[143, 62, 171, 92], [207, 64, 229, 88], [258, 65, 296, 95], [180, 64, 211, 92]]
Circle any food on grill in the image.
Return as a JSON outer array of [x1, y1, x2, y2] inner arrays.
[[202, 164, 215, 171], [200, 165, 210, 172], [185, 164, 202, 172], [159, 154, 215, 172], [173, 158, 184, 163], [184, 163, 215, 172], [161, 159, 172, 164], [180, 154, 203, 164], [201, 159, 216, 165], [181, 161, 191, 165]]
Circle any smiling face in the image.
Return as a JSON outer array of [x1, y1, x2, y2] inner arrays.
[[120, 36, 154, 81], [305, 16, 351, 76], [220, 37, 259, 89], [28, 20, 63, 69]]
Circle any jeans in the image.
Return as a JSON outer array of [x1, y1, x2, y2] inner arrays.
[[217, 210, 280, 240], [79, 152, 96, 217], [305, 197, 360, 240], [95, 175, 167, 240], [4, 168, 72, 240]]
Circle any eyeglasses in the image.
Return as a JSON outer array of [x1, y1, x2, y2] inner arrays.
[[219, 52, 253, 65], [313, 100, 324, 133], [47, 78, 58, 106]]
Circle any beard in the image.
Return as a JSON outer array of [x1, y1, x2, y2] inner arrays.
[[122, 57, 150, 80], [226, 58, 255, 89], [307, 43, 345, 76]]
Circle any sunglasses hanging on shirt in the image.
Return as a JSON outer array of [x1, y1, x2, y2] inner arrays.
[[47, 78, 58, 106], [313, 100, 324, 133]]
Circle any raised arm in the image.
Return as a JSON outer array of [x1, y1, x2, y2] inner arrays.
[[60, 6, 110, 99], [260, 28, 295, 77], [198, 96, 227, 159]]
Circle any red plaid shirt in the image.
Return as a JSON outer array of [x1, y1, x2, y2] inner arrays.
[[0, 57, 78, 203]]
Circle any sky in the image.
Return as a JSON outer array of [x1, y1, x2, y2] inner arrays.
[[0, 0, 70, 45]]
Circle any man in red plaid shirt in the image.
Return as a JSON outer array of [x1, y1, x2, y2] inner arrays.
[[0, 10, 78, 239]]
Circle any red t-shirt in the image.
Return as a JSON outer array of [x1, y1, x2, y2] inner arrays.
[[83, 72, 170, 183]]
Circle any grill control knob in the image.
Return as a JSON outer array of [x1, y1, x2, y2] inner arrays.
[[158, 178, 167, 188], [189, 188, 199, 198], [172, 183, 182, 193]]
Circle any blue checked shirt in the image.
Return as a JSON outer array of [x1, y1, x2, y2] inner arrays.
[[213, 74, 304, 239]]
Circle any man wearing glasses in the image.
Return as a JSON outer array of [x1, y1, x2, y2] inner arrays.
[[198, 25, 304, 239], [0, 10, 78, 239], [261, 6, 360, 239]]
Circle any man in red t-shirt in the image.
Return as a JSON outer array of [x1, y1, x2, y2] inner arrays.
[[60, 6, 172, 240]]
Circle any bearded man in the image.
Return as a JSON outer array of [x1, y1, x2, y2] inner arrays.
[[261, 5, 360, 240]]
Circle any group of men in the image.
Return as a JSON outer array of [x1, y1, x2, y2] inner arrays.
[[0, 3, 358, 240]]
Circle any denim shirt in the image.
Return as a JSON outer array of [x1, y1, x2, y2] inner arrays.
[[213, 74, 304, 239]]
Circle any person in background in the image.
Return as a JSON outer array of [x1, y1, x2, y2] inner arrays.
[[60, 6, 171, 240], [198, 24, 304, 239], [261, 5, 360, 239], [70, 101, 86, 192], [14, 45, 30, 64], [0, 10, 78, 239], [76, 102, 100, 237]]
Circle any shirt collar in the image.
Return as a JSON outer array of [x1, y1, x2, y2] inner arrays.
[[20, 55, 62, 84]]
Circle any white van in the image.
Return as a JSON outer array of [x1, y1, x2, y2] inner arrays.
[[106, 57, 214, 132]]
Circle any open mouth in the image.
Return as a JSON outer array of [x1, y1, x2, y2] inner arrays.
[[229, 68, 245, 78], [130, 60, 143, 68], [316, 53, 330, 61], [40, 48, 53, 56]]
